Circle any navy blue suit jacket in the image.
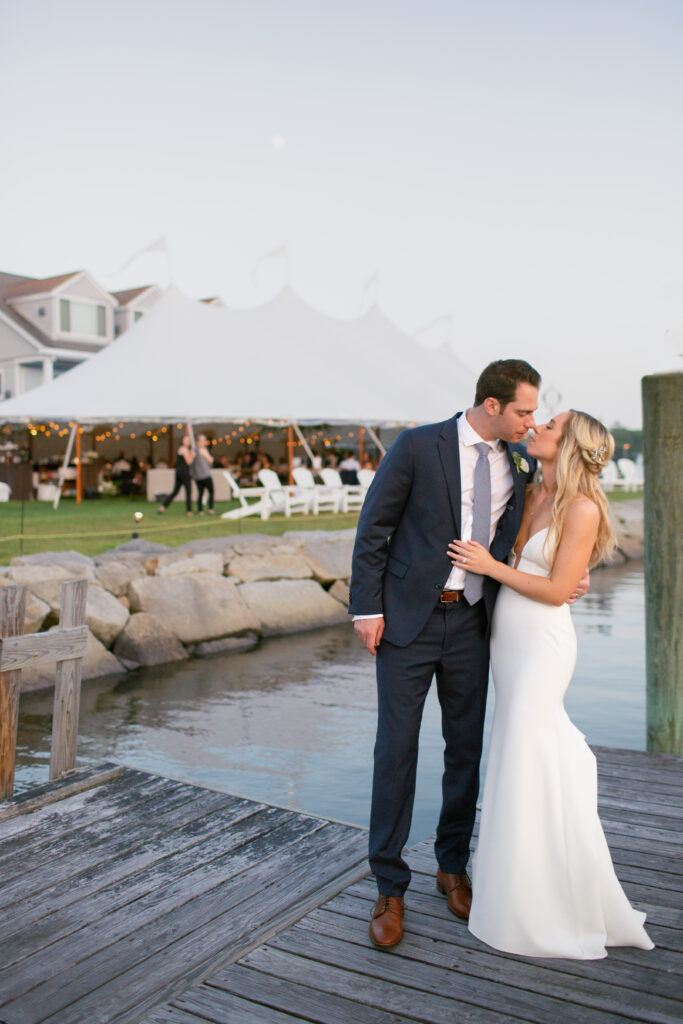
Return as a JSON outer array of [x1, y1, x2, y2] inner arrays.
[[348, 413, 536, 647]]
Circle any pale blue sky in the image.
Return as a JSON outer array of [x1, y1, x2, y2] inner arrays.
[[2, 0, 682, 426]]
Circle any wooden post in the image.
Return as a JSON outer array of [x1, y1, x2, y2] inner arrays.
[[50, 579, 88, 780], [0, 586, 26, 800], [642, 371, 683, 755], [168, 424, 174, 468], [358, 426, 365, 467], [75, 424, 82, 505], [287, 424, 294, 485]]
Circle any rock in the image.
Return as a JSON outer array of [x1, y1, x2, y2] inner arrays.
[[95, 559, 146, 596], [173, 536, 242, 566], [228, 535, 287, 557], [283, 530, 356, 584], [226, 550, 312, 583], [85, 583, 130, 646], [191, 634, 260, 657], [8, 562, 94, 589], [148, 550, 225, 577], [19, 627, 124, 692], [96, 538, 170, 560], [113, 613, 187, 667], [328, 579, 350, 606], [24, 592, 51, 633], [128, 574, 260, 643], [11, 549, 95, 571], [118, 596, 130, 609], [238, 579, 349, 636]]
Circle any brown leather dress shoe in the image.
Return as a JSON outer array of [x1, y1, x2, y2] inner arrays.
[[369, 894, 404, 948], [436, 868, 472, 920]]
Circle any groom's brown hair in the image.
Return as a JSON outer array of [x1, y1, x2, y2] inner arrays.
[[474, 359, 541, 409]]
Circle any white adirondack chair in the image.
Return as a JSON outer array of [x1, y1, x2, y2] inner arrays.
[[599, 460, 624, 492], [220, 470, 271, 520], [320, 468, 364, 513], [617, 458, 640, 492], [257, 468, 310, 517], [357, 468, 375, 498], [292, 467, 340, 514]]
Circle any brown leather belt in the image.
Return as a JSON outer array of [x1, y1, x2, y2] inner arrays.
[[440, 589, 465, 603]]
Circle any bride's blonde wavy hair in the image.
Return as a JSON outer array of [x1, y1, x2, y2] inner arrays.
[[546, 410, 617, 568]]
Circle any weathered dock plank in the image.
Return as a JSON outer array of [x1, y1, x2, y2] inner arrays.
[[147, 746, 682, 1024], [0, 764, 368, 1024]]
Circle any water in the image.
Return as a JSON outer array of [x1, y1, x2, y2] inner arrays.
[[14, 562, 646, 844]]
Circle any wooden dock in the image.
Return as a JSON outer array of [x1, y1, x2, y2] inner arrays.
[[0, 746, 680, 1024], [0, 764, 368, 1024]]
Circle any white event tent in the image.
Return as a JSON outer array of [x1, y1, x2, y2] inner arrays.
[[0, 287, 476, 428]]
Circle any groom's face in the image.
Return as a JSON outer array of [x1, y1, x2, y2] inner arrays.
[[491, 383, 538, 443]]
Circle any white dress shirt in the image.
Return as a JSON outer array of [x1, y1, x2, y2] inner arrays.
[[354, 412, 514, 619], [442, 412, 514, 590]]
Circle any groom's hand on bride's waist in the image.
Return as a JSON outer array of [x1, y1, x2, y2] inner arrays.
[[354, 616, 385, 655], [566, 567, 590, 604]]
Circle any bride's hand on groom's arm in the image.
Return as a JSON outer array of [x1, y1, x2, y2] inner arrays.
[[448, 539, 494, 576], [566, 567, 590, 604]]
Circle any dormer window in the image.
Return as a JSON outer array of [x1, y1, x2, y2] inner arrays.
[[59, 298, 106, 337]]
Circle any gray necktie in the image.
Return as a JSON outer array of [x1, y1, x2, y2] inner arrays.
[[464, 442, 491, 605]]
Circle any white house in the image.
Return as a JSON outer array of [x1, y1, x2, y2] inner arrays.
[[0, 271, 161, 400]]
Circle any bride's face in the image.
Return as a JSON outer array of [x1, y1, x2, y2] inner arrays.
[[526, 411, 572, 459]]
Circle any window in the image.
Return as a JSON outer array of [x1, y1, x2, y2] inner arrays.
[[134, 310, 144, 322], [59, 299, 107, 338]]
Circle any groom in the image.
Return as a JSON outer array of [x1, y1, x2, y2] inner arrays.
[[350, 359, 555, 948]]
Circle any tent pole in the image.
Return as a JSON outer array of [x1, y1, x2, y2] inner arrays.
[[168, 424, 174, 467], [53, 423, 77, 510], [365, 424, 386, 458], [75, 425, 82, 505], [287, 424, 295, 485], [292, 422, 315, 464]]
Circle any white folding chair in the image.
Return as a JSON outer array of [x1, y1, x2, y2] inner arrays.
[[320, 467, 364, 513], [220, 470, 271, 520], [292, 467, 339, 514], [0, 481, 11, 502], [257, 468, 310, 517]]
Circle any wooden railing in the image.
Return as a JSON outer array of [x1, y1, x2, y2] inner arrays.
[[0, 579, 88, 800]]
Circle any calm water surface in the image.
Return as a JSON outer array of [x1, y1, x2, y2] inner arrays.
[[15, 562, 645, 844]]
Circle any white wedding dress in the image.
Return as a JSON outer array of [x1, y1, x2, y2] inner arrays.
[[468, 527, 654, 959]]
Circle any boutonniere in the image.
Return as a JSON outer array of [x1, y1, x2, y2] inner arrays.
[[512, 451, 530, 475]]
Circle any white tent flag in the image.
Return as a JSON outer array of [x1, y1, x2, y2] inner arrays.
[[251, 244, 290, 287], [106, 236, 169, 276]]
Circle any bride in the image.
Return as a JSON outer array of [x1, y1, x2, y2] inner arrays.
[[449, 410, 654, 960]]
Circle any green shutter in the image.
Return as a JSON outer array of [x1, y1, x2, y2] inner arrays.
[[60, 299, 70, 332]]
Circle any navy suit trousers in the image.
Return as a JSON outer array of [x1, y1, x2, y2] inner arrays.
[[370, 596, 490, 896]]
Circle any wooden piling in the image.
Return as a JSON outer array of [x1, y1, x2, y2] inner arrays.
[[642, 370, 683, 754], [50, 578, 88, 780], [0, 586, 26, 799]]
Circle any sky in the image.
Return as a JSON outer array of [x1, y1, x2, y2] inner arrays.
[[2, 0, 682, 427]]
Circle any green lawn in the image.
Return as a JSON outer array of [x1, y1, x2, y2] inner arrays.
[[0, 489, 642, 564], [0, 497, 361, 564]]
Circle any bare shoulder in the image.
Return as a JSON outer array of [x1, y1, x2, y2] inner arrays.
[[565, 495, 600, 529]]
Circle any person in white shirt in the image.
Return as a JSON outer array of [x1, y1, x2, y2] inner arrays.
[[349, 359, 587, 950]]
